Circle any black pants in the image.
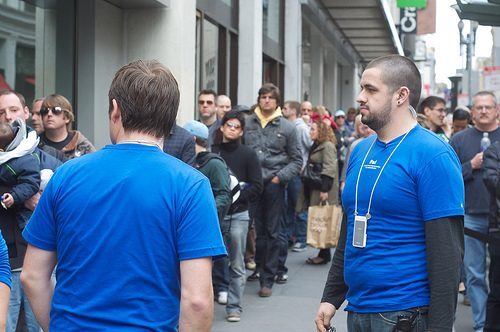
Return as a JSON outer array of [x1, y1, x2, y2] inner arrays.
[[485, 230, 500, 331], [254, 182, 285, 288]]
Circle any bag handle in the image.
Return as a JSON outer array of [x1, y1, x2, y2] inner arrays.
[[319, 200, 330, 206]]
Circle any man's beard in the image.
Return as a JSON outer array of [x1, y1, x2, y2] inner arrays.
[[360, 103, 392, 132]]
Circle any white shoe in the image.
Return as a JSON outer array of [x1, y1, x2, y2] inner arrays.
[[217, 291, 228, 305]]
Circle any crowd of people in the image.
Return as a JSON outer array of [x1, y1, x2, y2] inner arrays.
[[0, 54, 496, 331]]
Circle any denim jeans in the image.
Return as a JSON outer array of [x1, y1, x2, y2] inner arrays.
[[295, 210, 308, 244], [464, 213, 489, 331], [347, 308, 428, 332], [224, 211, 249, 315], [7, 271, 41, 332], [254, 182, 285, 288]]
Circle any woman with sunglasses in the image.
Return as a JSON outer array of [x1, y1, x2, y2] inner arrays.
[[39, 94, 95, 160], [297, 119, 339, 265]]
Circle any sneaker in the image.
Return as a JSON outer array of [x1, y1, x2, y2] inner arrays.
[[247, 271, 260, 281], [258, 286, 272, 297], [292, 242, 307, 252], [246, 260, 256, 271], [226, 312, 241, 322], [276, 274, 288, 284], [217, 291, 228, 305]]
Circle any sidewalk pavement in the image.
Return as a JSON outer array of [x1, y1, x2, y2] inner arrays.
[[212, 246, 474, 332]]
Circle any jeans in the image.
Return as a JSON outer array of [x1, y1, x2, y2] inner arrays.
[[213, 223, 230, 294], [254, 182, 285, 288], [464, 213, 489, 331], [223, 211, 249, 315], [284, 175, 301, 241], [347, 308, 428, 332], [7, 271, 40, 332], [295, 211, 308, 244]]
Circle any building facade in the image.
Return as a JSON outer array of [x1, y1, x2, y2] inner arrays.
[[1, 0, 401, 148]]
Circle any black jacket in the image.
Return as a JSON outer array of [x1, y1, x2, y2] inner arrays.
[[450, 127, 500, 214], [212, 141, 263, 215], [483, 141, 500, 229]]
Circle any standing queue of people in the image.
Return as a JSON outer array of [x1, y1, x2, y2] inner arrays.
[[0, 54, 496, 331]]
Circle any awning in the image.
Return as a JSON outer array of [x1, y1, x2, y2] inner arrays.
[[452, 0, 500, 26], [318, 0, 404, 64]]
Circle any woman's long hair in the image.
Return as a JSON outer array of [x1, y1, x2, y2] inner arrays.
[[313, 120, 336, 146]]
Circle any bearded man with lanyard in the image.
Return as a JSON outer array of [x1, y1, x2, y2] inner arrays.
[[314, 55, 464, 332]]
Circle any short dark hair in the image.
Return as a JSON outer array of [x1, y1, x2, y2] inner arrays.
[[257, 83, 281, 105], [108, 60, 180, 138], [198, 89, 217, 99], [0, 89, 26, 108], [417, 96, 446, 114], [284, 100, 301, 117], [221, 110, 246, 130], [365, 55, 422, 109], [453, 108, 471, 122]]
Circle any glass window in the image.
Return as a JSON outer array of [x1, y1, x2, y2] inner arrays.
[[201, 19, 219, 91], [0, 0, 36, 103], [263, 0, 280, 44]]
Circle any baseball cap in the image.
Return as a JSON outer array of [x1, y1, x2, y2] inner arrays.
[[184, 120, 209, 140], [335, 110, 346, 118]]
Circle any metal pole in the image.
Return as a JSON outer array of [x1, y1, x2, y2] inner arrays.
[[467, 33, 472, 107]]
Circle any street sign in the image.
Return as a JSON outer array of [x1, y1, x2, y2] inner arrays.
[[400, 7, 418, 34], [484, 66, 500, 91], [397, 0, 427, 8]]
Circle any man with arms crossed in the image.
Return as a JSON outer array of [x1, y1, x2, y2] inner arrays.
[[20, 60, 226, 331], [315, 55, 464, 332]]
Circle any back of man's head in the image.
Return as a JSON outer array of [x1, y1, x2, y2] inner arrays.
[[108, 60, 180, 138], [453, 108, 471, 122], [366, 55, 421, 109]]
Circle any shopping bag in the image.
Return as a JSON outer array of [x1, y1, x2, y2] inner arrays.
[[306, 202, 343, 249]]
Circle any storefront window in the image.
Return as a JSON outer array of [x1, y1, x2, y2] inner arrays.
[[202, 19, 219, 91], [0, 0, 36, 103]]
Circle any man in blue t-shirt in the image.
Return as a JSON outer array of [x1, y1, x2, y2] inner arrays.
[[315, 55, 464, 332], [19, 60, 226, 332]]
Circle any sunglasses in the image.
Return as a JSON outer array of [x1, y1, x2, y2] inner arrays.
[[198, 100, 214, 105], [40, 106, 64, 116], [225, 122, 241, 130]]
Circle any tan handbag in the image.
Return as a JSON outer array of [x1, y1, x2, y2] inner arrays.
[[306, 202, 343, 249]]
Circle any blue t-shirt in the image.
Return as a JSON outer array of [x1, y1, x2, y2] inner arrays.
[[0, 230, 11, 288], [23, 144, 226, 331], [342, 125, 464, 313]]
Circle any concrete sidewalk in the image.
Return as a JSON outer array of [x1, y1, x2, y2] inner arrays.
[[211, 246, 474, 332]]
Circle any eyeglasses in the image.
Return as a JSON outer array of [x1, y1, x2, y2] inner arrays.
[[40, 106, 64, 116], [431, 107, 446, 113], [225, 122, 241, 130], [198, 100, 214, 105], [474, 105, 495, 111]]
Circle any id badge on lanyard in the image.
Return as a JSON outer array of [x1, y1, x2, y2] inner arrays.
[[353, 215, 367, 248]]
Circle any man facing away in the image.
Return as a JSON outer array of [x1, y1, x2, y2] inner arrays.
[[20, 60, 226, 331], [243, 83, 302, 297], [315, 55, 464, 332], [450, 91, 500, 332]]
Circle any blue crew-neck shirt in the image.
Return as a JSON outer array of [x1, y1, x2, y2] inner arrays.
[[342, 125, 464, 313], [23, 143, 226, 331]]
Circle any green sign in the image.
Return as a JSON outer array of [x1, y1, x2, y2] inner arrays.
[[397, 0, 426, 8]]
